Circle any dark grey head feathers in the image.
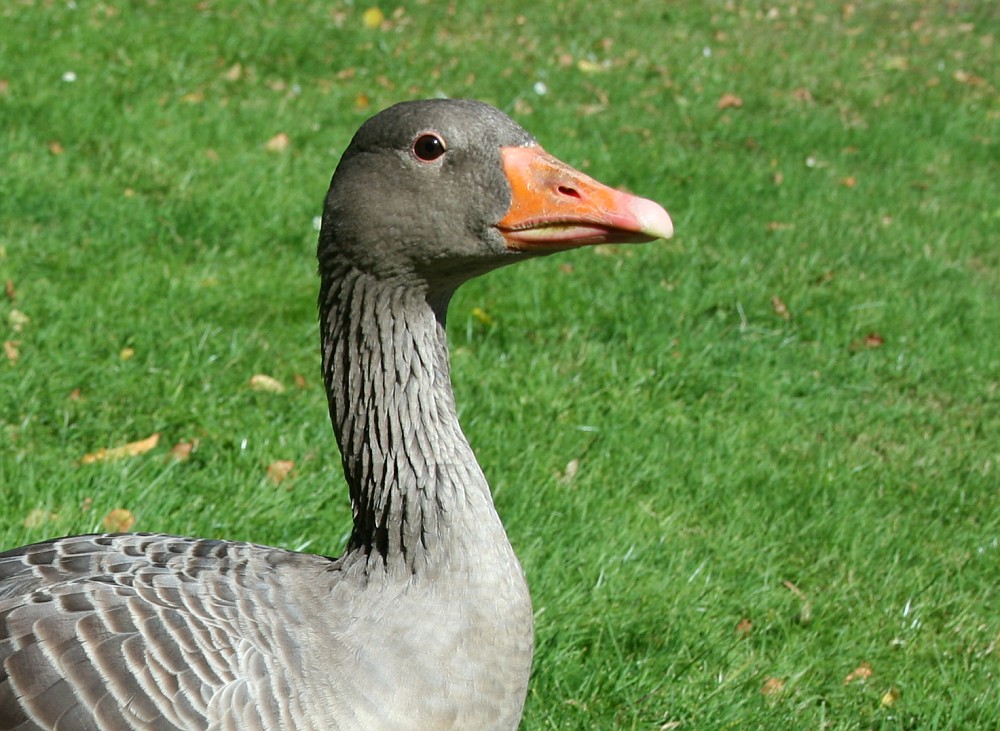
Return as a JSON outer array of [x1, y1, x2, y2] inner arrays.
[[318, 99, 538, 293]]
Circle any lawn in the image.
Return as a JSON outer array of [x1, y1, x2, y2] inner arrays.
[[1, 0, 997, 728]]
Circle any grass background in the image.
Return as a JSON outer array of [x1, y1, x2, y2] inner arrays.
[[1, 0, 997, 728]]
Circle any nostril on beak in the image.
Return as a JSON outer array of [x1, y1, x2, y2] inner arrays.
[[557, 185, 581, 199]]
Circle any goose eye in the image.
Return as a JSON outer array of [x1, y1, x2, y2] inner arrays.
[[412, 133, 446, 162]]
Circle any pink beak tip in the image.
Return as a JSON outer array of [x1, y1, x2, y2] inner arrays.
[[629, 196, 674, 241]]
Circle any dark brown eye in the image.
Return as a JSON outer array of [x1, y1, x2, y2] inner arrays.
[[412, 133, 446, 162]]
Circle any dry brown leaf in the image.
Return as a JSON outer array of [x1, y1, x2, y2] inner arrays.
[[844, 661, 873, 685], [265, 132, 291, 152], [267, 460, 295, 485], [851, 332, 886, 352], [953, 70, 985, 86], [103, 508, 136, 532], [68, 388, 83, 401], [81, 432, 161, 465], [180, 90, 205, 104], [293, 373, 308, 389], [0, 79, 9, 95], [761, 676, 785, 696], [766, 221, 793, 232], [81, 496, 93, 512], [4, 279, 14, 301], [735, 617, 753, 638], [48, 140, 64, 155], [576, 59, 609, 74], [772, 171, 784, 185], [249, 374, 286, 393], [839, 176, 858, 187], [884, 56, 909, 71], [771, 295, 792, 321], [513, 98, 533, 116], [792, 88, 814, 103], [717, 92, 744, 110], [222, 63, 243, 81], [23, 508, 58, 529], [3, 340, 18, 364], [354, 93, 371, 110], [169, 439, 199, 461]]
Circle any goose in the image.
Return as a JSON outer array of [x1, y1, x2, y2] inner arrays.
[[0, 99, 673, 731]]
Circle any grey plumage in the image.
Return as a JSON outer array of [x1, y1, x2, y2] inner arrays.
[[1, 99, 672, 730]]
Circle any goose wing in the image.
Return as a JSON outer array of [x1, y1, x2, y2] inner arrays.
[[0, 533, 318, 731]]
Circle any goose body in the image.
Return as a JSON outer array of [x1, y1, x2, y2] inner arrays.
[[0, 99, 672, 730]]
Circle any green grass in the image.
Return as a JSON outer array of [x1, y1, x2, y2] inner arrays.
[[2, 0, 997, 728]]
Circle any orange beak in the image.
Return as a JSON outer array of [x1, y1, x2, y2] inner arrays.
[[497, 146, 673, 251]]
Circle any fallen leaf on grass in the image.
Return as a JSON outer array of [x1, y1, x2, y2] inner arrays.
[[771, 295, 792, 321], [48, 141, 64, 155], [265, 132, 291, 152], [293, 373, 308, 389], [471, 307, 494, 326], [761, 676, 785, 696], [844, 661, 873, 685], [119, 347, 135, 360], [839, 176, 858, 188], [735, 617, 753, 638], [81, 432, 161, 465], [4, 279, 14, 301], [222, 63, 243, 81], [884, 56, 909, 72], [267, 460, 295, 485], [558, 458, 580, 485], [3, 340, 18, 364], [23, 508, 59, 529], [68, 388, 83, 401], [8, 309, 29, 332], [102, 508, 136, 532], [169, 439, 199, 461], [576, 59, 609, 74], [766, 222, 793, 232], [362, 7, 385, 28], [717, 92, 744, 110], [792, 88, 814, 103], [249, 374, 286, 393], [783, 579, 812, 624], [850, 332, 885, 351], [881, 686, 901, 707], [953, 70, 985, 86]]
